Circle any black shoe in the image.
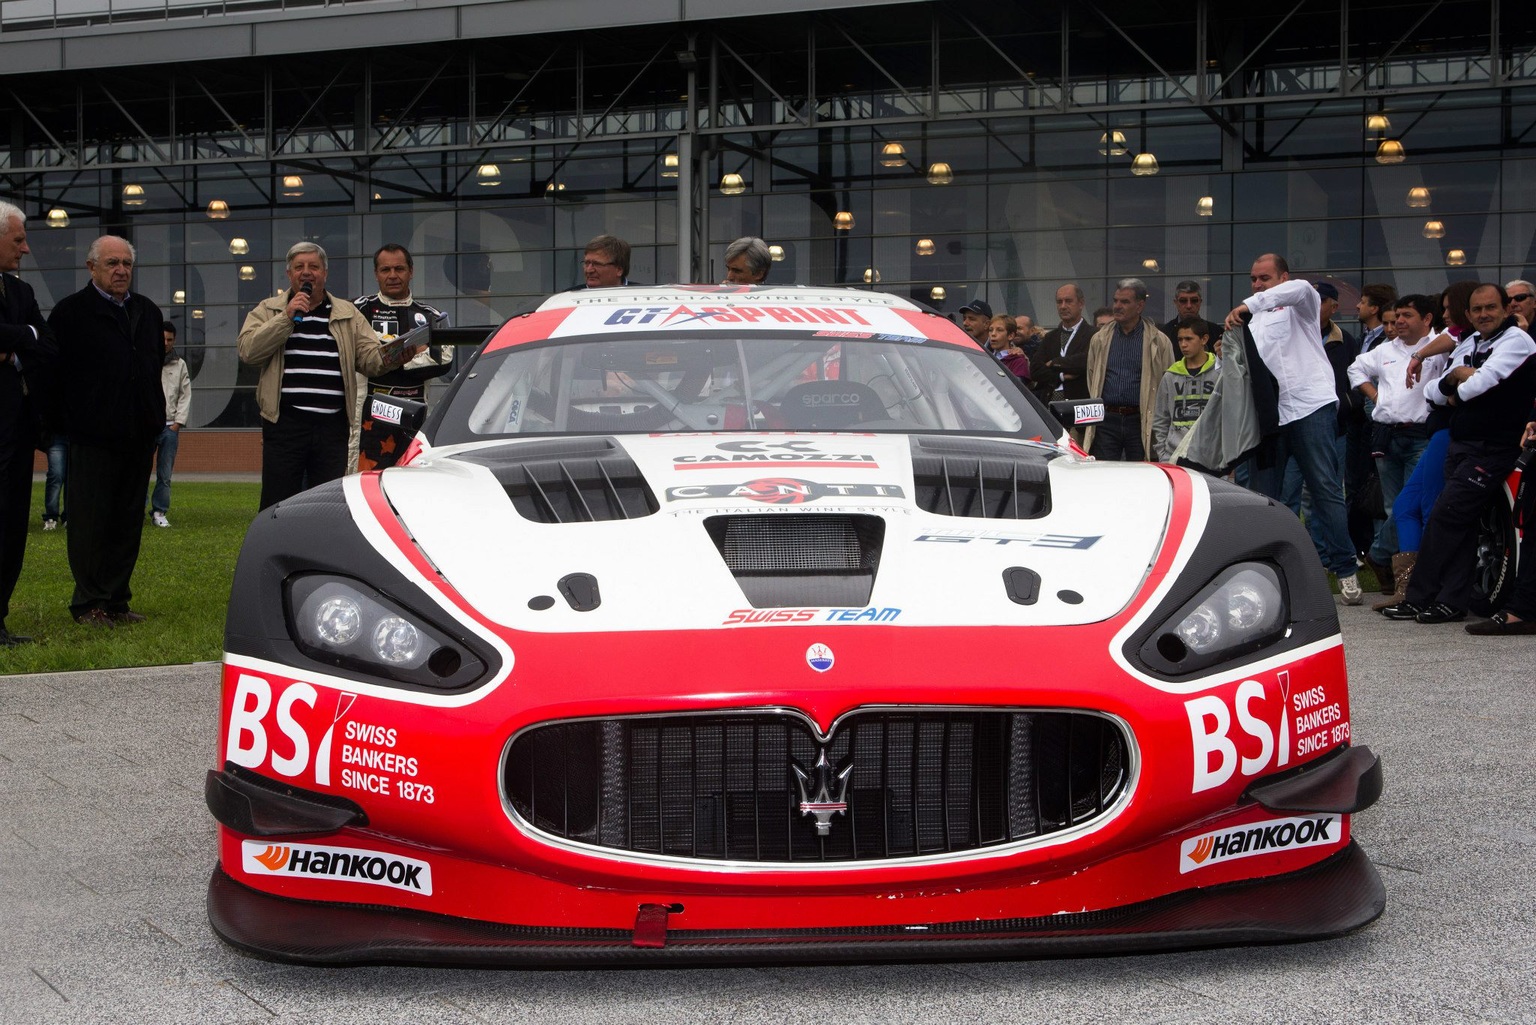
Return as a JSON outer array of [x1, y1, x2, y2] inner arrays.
[[0, 627, 32, 646], [1465, 612, 1536, 635], [1380, 601, 1424, 620], [1415, 602, 1466, 624], [108, 610, 146, 624]]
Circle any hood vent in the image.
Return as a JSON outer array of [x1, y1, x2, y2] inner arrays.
[[909, 436, 1052, 519], [458, 440, 658, 523], [706, 514, 883, 608]]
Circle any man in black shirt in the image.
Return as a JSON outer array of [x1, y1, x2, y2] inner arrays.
[[352, 244, 451, 471]]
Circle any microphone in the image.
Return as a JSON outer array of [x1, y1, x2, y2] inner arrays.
[[292, 282, 313, 324]]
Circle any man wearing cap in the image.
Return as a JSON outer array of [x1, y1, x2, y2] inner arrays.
[[958, 299, 993, 347], [1081, 278, 1173, 461]]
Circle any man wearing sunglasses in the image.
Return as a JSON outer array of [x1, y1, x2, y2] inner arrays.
[[1504, 279, 1533, 330]]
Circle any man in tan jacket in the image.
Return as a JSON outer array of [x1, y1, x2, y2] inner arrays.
[[238, 242, 413, 510], [1081, 278, 1174, 460]]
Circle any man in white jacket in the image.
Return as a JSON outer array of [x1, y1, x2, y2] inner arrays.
[[1346, 294, 1446, 587], [1225, 253, 1364, 604]]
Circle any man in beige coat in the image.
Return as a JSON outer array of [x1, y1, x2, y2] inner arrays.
[[238, 241, 412, 510], [1081, 277, 1174, 459]]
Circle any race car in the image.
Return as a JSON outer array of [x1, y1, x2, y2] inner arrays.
[[206, 285, 1384, 965]]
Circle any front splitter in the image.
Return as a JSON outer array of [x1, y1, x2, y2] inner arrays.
[[207, 841, 1385, 967]]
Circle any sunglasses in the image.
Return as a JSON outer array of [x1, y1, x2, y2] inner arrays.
[[1511, 292, 1533, 303]]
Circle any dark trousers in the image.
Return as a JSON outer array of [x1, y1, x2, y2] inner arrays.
[[1090, 410, 1145, 461], [260, 409, 349, 511], [0, 421, 33, 625], [1406, 439, 1520, 610], [67, 440, 154, 617]]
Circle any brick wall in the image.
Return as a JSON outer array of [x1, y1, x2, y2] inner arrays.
[[33, 431, 262, 473]]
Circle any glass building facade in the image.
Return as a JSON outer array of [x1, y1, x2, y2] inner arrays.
[[1, 0, 1532, 429]]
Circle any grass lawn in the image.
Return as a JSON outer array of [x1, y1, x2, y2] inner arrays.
[[0, 481, 259, 675]]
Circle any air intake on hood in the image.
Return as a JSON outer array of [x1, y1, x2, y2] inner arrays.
[[909, 436, 1051, 519], [458, 440, 658, 524], [705, 514, 883, 608]]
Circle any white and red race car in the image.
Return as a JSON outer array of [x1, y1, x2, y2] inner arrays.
[[207, 286, 1383, 965]]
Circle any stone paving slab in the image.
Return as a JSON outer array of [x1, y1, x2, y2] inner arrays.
[[1, 605, 1532, 1024]]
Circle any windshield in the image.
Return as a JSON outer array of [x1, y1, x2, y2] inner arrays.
[[435, 331, 1059, 443]]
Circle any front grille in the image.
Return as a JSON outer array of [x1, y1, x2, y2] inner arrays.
[[503, 710, 1130, 863]]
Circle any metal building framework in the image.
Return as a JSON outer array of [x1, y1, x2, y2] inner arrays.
[[2, 0, 1532, 280]]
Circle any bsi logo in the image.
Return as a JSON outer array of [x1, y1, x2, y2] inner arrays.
[[225, 673, 354, 785], [1184, 674, 1292, 793]]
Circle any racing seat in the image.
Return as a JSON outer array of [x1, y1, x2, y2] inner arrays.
[[779, 380, 886, 429]]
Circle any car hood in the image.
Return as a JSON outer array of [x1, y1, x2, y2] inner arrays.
[[376, 433, 1174, 630]]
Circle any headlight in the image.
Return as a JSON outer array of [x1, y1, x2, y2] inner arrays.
[[1149, 563, 1287, 673], [285, 575, 483, 689]]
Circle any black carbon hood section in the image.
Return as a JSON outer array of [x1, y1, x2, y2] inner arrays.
[[1122, 475, 1341, 682], [455, 438, 658, 523], [705, 514, 883, 608], [908, 435, 1053, 519], [224, 480, 501, 695]]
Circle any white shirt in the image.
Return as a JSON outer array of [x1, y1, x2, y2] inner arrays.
[[1347, 336, 1446, 424], [1242, 278, 1337, 426]]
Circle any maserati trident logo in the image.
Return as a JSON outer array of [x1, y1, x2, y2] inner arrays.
[[793, 749, 853, 836]]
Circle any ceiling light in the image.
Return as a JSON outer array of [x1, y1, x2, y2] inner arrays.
[[206, 199, 230, 220], [1142, 258, 1161, 272], [229, 237, 250, 256], [720, 172, 746, 196], [282, 175, 305, 197], [880, 141, 906, 167], [915, 238, 936, 256], [1366, 113, 1391, 133], [1407, 186, 1431, 208], [1099, 131, 1128, 156], [833, 211, 854, 231], [1422, 220, 1446, 239], [926, 162, 953, 185], [1197, 196, 1214, 217], [662, 153, 679, 178], [239, 264, 256, 281], [1131, 152, 1160, 176], [929, 286, 946, 302], [1375, 139, 1406, 165], [172, 290, 186, 304], [191, 308, 206, 319], [122, 184, 146, 206], [863, 267, 881, 284], [45, 208, 69, 228], [476, 163, 501, 186], [768, 244, 785, 262], [545, 181, 566, 196], [1446, 249, 1467, 266]]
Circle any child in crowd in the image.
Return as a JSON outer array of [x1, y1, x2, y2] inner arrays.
[[1152, 316, 1219, 462]]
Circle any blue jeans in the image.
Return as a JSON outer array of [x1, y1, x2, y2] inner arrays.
[[1247, 404, 1357, 578], [1279, 430, 1350, 563], [44, 435, 67, 521], [151, 425, 179, 514], [1392, 428, 1450, 554], [1368, 430, 1430, 564]]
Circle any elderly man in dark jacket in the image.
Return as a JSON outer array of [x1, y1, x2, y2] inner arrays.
[[47, 235, 165, 627]]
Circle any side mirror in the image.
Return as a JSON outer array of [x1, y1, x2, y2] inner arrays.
[[1049, 398, 1106, 431], [361, 395, 427, 470]]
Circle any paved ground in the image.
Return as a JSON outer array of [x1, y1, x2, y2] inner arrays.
[[2, 604, 1532, 1024]]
